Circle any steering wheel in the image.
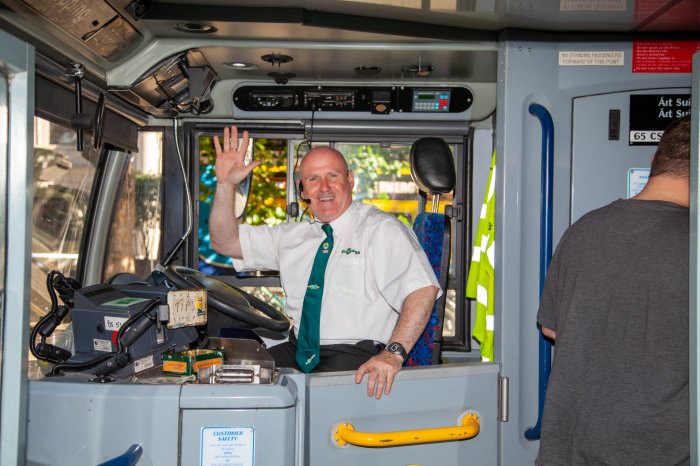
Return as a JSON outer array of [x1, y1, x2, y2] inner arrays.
[[163, 265, 290, 333], [93, 92, 106, 150]]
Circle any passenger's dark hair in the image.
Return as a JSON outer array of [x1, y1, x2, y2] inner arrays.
[[649, 115, 691, 178]]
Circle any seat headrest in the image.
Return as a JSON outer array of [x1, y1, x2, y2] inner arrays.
[[410, 137, 456, 195]]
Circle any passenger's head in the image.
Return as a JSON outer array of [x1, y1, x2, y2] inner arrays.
[[298, 147, 354, 223], [650, 115, 691, 179]]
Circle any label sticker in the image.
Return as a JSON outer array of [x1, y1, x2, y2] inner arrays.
[[133, 354, 154, 373], [167, 289, 207, 328], [201, 427, 254, 466], [93, 338, 112, 352], [628, 168, 650, 198], [559, 51, 624, 66], [560, 0, 625, 11], [629, 94, 691, 146], [104, 316, 128, 331], [102, 296, 151, 308]]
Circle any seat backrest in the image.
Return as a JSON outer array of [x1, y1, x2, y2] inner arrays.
[[404, 137, 456, 367]]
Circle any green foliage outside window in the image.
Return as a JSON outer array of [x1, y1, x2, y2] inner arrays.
[[199, 136, 288, 228], [343, 144, 410, 201]]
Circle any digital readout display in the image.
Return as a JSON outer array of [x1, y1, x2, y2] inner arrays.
[[412, 90, 451, 112]]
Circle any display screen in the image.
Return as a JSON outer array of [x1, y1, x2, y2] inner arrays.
[[412, 90, 451, 112]]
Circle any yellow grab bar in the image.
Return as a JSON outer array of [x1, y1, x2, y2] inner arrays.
[[333, 411, 480, 448]]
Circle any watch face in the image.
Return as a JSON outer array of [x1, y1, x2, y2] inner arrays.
[[386, 342, 406, 358]]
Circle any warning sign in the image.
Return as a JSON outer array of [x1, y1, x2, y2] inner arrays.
[[560, 0, 626, 11], [559, 51, 624, 66], [628, 94, 691, 145], [632, 41, 700, 73]]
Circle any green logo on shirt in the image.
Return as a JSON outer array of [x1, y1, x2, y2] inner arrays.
[[341, 248, 360, 255]]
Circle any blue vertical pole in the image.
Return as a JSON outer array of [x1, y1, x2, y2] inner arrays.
[[524, 103, 554, 441]]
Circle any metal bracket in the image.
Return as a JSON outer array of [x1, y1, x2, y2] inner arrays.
[[498, 375, 509, 422], [286, 201, 299, 218], [445, 203, 463, 220], [126, 0, 151, 20]]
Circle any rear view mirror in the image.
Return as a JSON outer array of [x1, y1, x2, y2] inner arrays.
[[234, 175, 251, 219]]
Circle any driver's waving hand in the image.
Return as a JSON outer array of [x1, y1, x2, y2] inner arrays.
[[209, 126, 440, 399]]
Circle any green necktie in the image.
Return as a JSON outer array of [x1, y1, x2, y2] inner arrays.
[[295, 223, 334, 372]]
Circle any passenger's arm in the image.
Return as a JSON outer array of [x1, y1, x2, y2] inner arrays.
[[209, 125, 260, 259], [541, 325, 556, 341], [355, 284, 439, 400]]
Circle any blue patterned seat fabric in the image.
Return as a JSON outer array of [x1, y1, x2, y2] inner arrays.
[[405, 212, 447, 366]]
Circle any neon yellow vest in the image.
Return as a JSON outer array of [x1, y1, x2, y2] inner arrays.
[[466, 151, 495, 362]]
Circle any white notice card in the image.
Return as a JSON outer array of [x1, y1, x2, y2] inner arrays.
[[201, 427, 254, 466], [627, 168, 650, 198], [167, 289, 207, 328]]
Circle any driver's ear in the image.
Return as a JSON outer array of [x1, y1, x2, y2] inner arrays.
[[347, 170, 354, 190]]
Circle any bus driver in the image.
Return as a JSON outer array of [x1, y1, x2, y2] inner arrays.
[[209, 125, 441, 399]]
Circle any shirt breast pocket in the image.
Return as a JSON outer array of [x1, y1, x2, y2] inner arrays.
[[328, 256, 365, 296]]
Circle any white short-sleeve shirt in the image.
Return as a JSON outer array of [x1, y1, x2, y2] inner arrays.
[[233, 202, 441, 345]]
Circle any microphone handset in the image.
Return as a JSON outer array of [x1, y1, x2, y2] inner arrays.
[[298, 180, 311, 204]]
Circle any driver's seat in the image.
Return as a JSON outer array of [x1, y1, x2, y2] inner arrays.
[[405, 137, 455, 366]]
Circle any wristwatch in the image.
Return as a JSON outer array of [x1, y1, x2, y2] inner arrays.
[[384, 341, 407, 362]]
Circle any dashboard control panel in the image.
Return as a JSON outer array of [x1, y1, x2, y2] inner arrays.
[[412, 90, 451, 112], [233, 86, 472, 114]]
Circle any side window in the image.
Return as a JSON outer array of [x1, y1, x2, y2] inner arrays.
[[198, 133, 288, 314], [338, 142, 460, 341], [336, 143, 416, 224], [31, 117, 97, 322], [193, 131, 466, 350], [198, 134, 288, 271], [103, 131, 163, 280]]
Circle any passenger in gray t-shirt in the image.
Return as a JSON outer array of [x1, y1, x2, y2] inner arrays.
[[536, 116, 691, 466]]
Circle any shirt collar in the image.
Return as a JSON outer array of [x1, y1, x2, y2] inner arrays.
[[327, 201, 357, 235], [307, 201, 357, 234]]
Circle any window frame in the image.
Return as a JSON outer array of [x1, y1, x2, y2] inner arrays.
[[173, 123, 471, 351]]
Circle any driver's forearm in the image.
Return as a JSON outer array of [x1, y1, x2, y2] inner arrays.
[[210, 183, 244, 259], [388, 285, 439, 351]]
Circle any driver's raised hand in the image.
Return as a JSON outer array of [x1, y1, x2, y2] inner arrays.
[[213, 125, 261, 186]]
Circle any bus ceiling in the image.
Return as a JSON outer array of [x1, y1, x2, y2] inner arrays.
[[0, 0, 698, 122]]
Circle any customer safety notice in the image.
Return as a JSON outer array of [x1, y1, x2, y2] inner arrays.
[[201, 427, 254, 466]]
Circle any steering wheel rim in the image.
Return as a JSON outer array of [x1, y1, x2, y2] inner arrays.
[[93, 92, 106, 150], [164, 265, 290, 332]]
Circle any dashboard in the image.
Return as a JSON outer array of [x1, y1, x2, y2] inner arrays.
[[232, 85, 473, 119]]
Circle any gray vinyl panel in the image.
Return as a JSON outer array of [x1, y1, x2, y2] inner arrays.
[[179, 376, 298, 465], [688, 52, 699, 466], [572, 88, 690, 223], [306, 364, 499, 466], [180, 407, 296, 466], [26, 379, 182, 466], [0, 28, 33, 466], [496, 30, 692, 465]]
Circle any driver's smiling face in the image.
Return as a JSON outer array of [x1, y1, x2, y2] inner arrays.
[[299, 148, 354, 223]]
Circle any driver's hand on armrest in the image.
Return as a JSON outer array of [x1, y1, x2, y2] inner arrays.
[[354, 351, 403, 400]]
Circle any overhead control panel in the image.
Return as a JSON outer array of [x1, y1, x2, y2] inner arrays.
[[233, 85, 473, 120]]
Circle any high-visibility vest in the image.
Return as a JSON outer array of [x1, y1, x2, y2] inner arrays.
[[466, 151, 495, 362]]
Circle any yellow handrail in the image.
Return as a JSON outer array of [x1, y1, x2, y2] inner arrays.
[[333, 411, 480, 448]]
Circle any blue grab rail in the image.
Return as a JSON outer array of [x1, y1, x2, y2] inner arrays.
[[524, 103, 554, 441], [97, 444, 143, 466]]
